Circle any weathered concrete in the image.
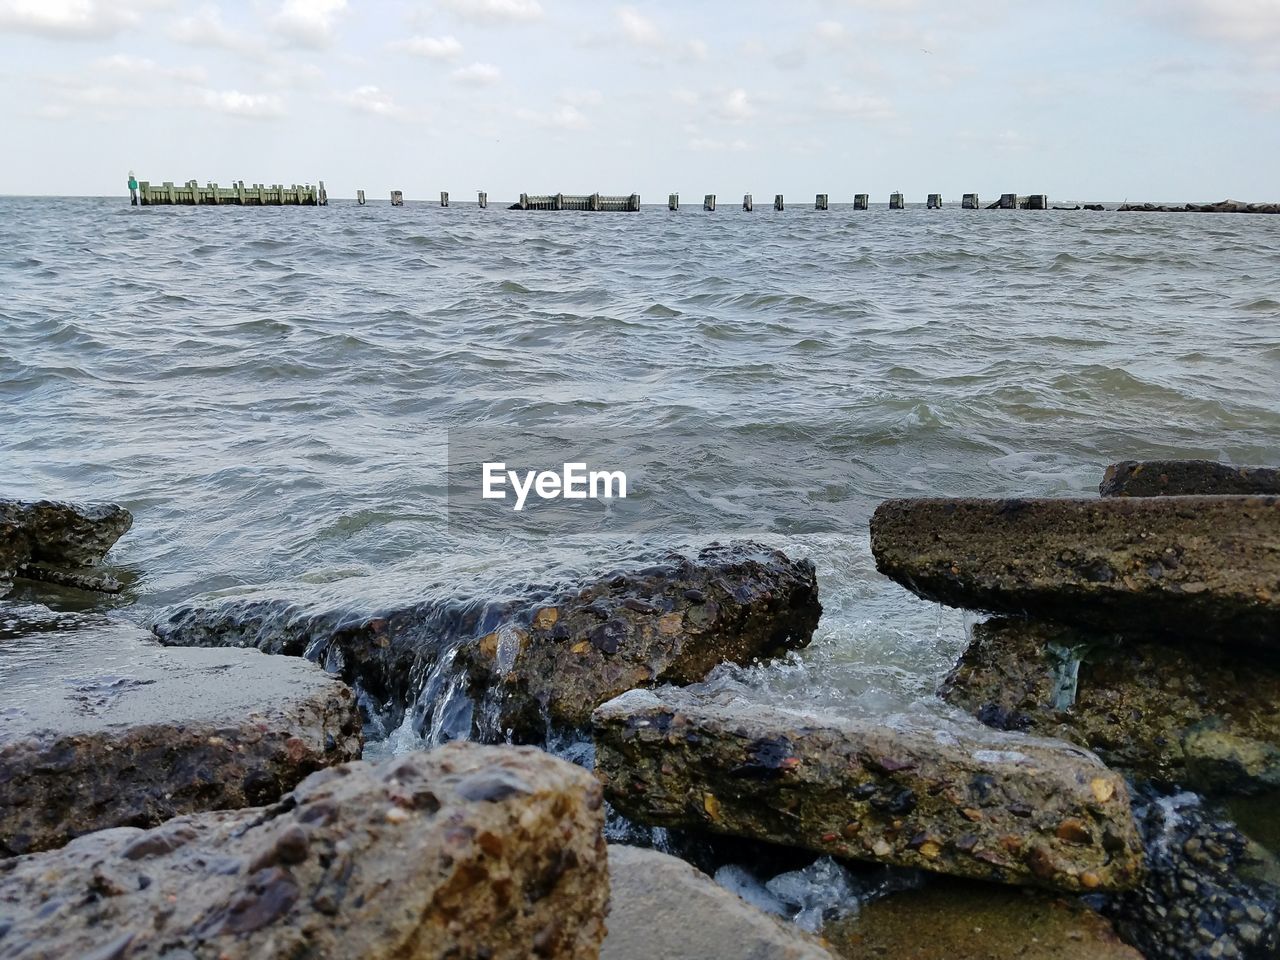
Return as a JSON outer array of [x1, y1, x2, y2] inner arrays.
[[0, 742, 609, 959], [0, 621, 362, 858], [0, 499, 132, 596], [823, 877, 1142, 960], [870, 496, 1280, 646], [593, 687, 1143, 894], [1101, 460, 1280, 498], [942, 617, 1280, 795], [154, 542, 822, 742], [604, 845, 835, 960], [458, 543, 822, 737]]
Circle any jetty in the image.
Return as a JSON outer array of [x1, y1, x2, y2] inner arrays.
[[134, 179, 327, 206], [510, 192, 641, 212]]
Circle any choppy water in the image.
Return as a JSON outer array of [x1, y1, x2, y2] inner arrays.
[[2, 196, 1279, 729]]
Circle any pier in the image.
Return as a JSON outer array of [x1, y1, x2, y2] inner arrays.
[[136, 179, 327, 206], [122, 181, 1279, 216], [512, 193, 641, 212]]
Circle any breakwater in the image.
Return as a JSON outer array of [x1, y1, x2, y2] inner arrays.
[[134, 178, 327, 206]]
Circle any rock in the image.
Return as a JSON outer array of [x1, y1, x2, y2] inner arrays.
[[1101, 791, 1280, 960], [592, 686, 1144, 894], [1100, 460, 1280, 498], [0, 742, 609, 959], [869, 496, 1280, 647], [604, 845, 835, 960], [0, 499, 132, 596], [1084, 204, 1106, 211], [154, 542, 822, 742], [940, 617, 1280, 795], [0, 621, 362, 858], [823, 876, 1142, 960]]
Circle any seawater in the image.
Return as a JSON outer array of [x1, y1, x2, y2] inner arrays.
[[2, 197, 1279, 730]]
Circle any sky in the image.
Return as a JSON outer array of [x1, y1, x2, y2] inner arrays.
[[0, 0, 1277, 201]]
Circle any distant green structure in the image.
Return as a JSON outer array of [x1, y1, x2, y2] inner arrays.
[[131, 178, 328, 206], [127, 171, 138, 206]]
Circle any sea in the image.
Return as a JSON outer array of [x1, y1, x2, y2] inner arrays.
[[2, 196, 1279, 737]]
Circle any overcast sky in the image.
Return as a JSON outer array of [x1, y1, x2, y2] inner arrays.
[[1, 0, 1277, 201]]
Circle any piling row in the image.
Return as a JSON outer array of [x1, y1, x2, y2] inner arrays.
[[136, 179, 327, 206]]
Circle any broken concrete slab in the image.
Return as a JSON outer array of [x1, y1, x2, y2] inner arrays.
[[154, 542, 822, 742], [0, 621, 362, 857], [941, 617, 1280, 795], [593, 687, 1144, 894], [0, 499, 132, 597], [870, 496, 1280, 646], [1100, 460, 1280, 498], [604, 845, 835, 960], [0, 742, 609, 959]]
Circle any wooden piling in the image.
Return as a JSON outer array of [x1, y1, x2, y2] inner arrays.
[[668, 193, 679, 211], [704, 194, 716, 211], [889, 192, 904, 210], [927, 193, 942, 209], [391, 190, 404, 206], [743, 194, 753, 212], [774, 194, 784, 211], [962, 193, 978, 209], [135, 178, 324, 206], [853, 194, 868, 210], [815, 194, 829, 211], [478, 191, 487, 208]]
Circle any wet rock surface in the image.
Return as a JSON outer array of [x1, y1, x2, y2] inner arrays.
[[154, 542, 821, 742], [1101, 460, 1280, 498], [1118, 200, 1280, 214], [0, 499, 132, 597], [0, 621, 361, 858], [593, 686, 1144, 894], [604, 844, 835, 960], [0, 742, 608, 959], [870, 496, 1280, 646], [941, 617, 1280, 795], [823, 876, 1142, 960], [458, 542, 821, 737], [1099, 791, 1280, 960]]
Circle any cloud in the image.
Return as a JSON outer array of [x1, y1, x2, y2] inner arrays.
[[688, 136, 750, 152], [0, 0, 149, 39], [451, 61, 502, 85], [559, 87, 603, 106], [393, 33, 463, 59], [719, 88, 754, 123], [270, 0, 348, 48], [822, 87, 895, 120], [549, 104, 587, 129], [339, 84, 402, 116], [816, 20, 849, 43], [200, 89, 287, 118], [439, 0, 543, 24], [615, 5, 707, 61], [1155, 0, 1280, 47], [169, 6, 269, 60], [95, 54, 208, 84], [617, 5, 661, 45]]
